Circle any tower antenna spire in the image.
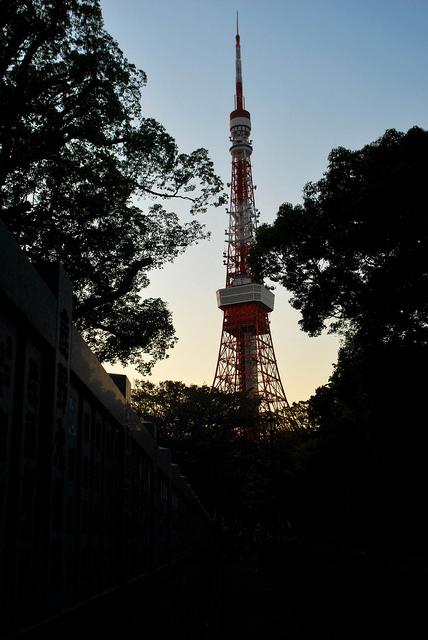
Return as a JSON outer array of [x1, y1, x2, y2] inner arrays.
[[235, 12, 243, 110]]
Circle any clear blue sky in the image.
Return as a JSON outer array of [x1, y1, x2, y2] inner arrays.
[[101, 0, 428, 402]]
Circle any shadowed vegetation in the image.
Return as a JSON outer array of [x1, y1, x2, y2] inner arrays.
[[251, 127, 428, 548], [0, 0, 225, 372]]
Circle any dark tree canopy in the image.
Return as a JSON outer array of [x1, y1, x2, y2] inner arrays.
[[0, 0, 225, 372], [131, 381, 261, 516], [131, 380, 314, 522], [250, 127, 428, 547], [132, 379, 260, 440], [251, 127, 428, 346]]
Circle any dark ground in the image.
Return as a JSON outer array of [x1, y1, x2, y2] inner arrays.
[[10, 537, 428, 640]]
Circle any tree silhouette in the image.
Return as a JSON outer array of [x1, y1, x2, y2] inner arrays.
[[132, 380, 264, 518], [251, 127, 428, 547], [251, 127, 428, 346], [0, 0, 225, 372]]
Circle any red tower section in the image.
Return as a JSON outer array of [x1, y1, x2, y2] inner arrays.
[[213, 23, 295, 430]]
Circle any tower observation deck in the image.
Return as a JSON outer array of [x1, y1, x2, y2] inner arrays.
[[213, 20, 295, 430]]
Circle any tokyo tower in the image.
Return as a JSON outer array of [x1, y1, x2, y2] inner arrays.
[[213, 19, 295, 431]]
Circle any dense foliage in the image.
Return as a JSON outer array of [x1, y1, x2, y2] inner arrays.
[[132, 380, 315, 524], [251, 127, 428, 548], [0, 0, 225, 371], [251, 127, 428, 345], [132, 381, 261, 516]]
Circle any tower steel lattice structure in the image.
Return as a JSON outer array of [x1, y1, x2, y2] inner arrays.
[[213, 21, 295, 430]]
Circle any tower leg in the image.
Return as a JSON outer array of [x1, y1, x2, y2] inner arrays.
[[213, 304, 296, 431]]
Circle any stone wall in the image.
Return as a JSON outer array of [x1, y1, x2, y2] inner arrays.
[[0, 219, 211, 635]]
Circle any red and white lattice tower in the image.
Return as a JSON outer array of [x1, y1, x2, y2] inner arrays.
[[213, 20, 295, 430]]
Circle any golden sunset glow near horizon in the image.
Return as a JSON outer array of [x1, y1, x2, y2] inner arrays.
[[101, 0, 428, 402]]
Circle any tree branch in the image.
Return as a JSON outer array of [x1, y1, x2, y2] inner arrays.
[[74, 256, 152, 320], [139, 185, 196, 202]]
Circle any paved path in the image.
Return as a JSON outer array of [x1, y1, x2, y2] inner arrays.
[[211, 539, 427, 639], [12, 540, 427, 639]]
